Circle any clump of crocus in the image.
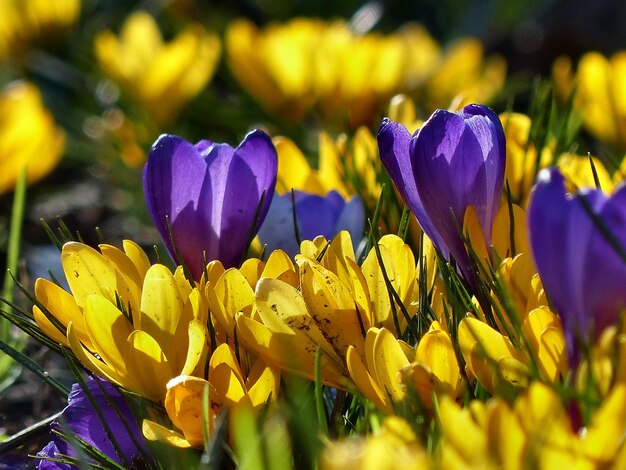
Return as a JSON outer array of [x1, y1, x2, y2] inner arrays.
[[378, 104, 506, 288], [143, 130, 278, 280], [528, 167, 626, 365], [257, 190, 365, 257], [37, 376, 153, 469]]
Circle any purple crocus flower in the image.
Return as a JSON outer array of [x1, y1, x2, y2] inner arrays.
[[378, 104, 505, 286], [528, 167, 626, 364], [37, 377, 153, 469], [257, 190, 365, 257], [143, 130, 278, 280]]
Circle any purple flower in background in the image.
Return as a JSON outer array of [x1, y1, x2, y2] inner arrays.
[[378, 104, 505, 286], [143, 130, 278, 280], [257, 190, 365, 257], [37, 377, 152, 469], [528, 167, 626, 364]]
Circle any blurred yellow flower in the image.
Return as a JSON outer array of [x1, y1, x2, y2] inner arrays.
[[499, 112, 553, 205], [553, 52, 626, 149], [143, 343, 280, 448], [0, 0, 80, 60], [320, 416, 429, 470], [0, 81, 65, 194], [34, 241, 208, 403], [95, 10, 221, 126], [226, 17, 439, 126], [424, 38, 506, 111], [557, 152, 614, 193]]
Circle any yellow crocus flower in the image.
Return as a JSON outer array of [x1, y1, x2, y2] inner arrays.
[[347, 324, 460, 412], [34, 241, 208, 403], [0, 0, 80, 60], [424, 38, 506, 111], [143, 343, 280, 448], [94, 11, 220, 126], [553, 51, 626, 149], [0, 81, 65, 194]]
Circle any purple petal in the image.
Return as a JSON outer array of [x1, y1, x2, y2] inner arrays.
[[214, 130, 277, 267], [37, 377, 152, 469], [143, 134, 209, 270], [257, 194, 300, 257], [335, 195, 366, 248], [528, 167, 626, 365], [377, 118, 445, 253]]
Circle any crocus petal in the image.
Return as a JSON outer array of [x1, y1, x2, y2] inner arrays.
[[143, 135, 209, 272], [378, 118, 442, 250], [529, 167, 626, 363], [37, 377, 152, 469], [258, 190, 364, 258], [212, 130, 277, 266]]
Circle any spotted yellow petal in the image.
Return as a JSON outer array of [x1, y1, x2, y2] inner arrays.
[[298, 257, 365, 358]]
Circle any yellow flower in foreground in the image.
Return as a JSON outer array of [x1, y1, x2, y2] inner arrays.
[[34, 241, 208, 403], [143, 343, 280, 448], [347, 324, 460, 412], [0, 0, 80, 60], [237, 232, 422, 391], [0, 81, 65, 193], [226, 17, 439, 126], [95, 11, 220, 125], [437, 382, 626, 469], [320, 417, 429, 470], [553, 52, 626, 149]]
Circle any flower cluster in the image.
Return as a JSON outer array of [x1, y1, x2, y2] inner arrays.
[[3, 4, 626, 469]]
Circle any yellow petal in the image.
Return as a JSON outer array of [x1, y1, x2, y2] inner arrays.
[[142, 419, 193, 448], [236, 315, 349, 389], [139, 264, 185, 361], [346, 345, 389, 411], [61, 242, 117, 307], [99, 243, 142, 323], [372, 328, 410, 403], [416, 329, 459, 394], [458, 316, 526, 393], [299, 257, 365, 358], [247, 358, 281, 409], [255, 278, 342, 365], [164, 375, 218, 447], [179, 319, 209, 376], [122, 239, 151, 282], [83, 294, 133, 376], [125, 329, 173, 402], [66, 321, 128, 388]]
